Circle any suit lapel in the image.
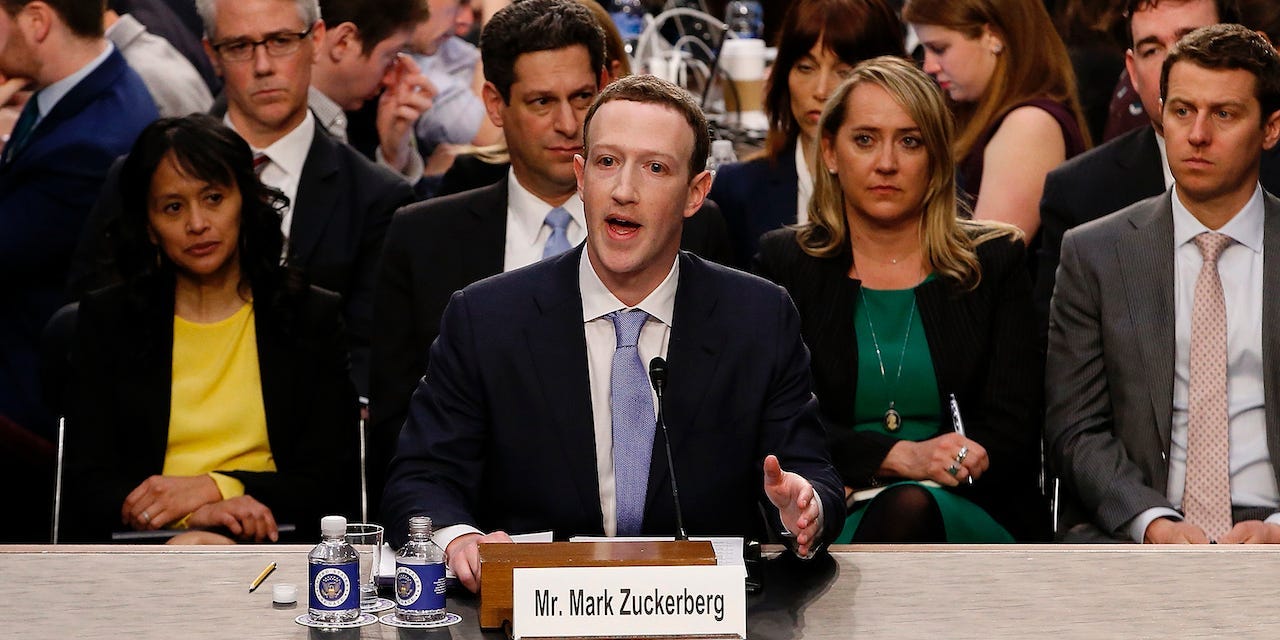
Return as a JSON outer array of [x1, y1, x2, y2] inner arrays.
[[1117, 194, 1176, 464], [1261, 194, 1280, 490], [288, 131, 341, 265], [645, 253, 723, 514], [524, 249, 602, 523], [126, 287, 177, 467], [0, 49, 127, 173], [1117, 128, 1168, 201], [471, 177, 510, 275]]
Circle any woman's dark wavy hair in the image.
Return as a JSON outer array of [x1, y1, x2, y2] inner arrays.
[[114, 114, 304, 315]]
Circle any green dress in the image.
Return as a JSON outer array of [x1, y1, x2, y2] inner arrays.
[[833, 282, 1013, 543]]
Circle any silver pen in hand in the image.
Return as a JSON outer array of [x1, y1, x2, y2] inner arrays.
[[948, 394, 974, 485]]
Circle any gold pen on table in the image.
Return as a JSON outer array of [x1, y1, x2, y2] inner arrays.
[[948, 394, 974, 486], [249, 561, 277, 592]]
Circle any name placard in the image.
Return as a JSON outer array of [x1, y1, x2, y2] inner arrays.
[[512, 565, 745, 639]]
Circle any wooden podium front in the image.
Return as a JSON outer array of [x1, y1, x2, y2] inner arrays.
[[478, 540, 718, 630]]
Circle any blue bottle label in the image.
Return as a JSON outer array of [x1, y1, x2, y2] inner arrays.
[[309, 562, 360, 610], [395, 562, 446, 610]]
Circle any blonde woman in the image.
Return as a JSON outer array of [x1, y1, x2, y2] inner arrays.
[[753, 57, 1047, 542]]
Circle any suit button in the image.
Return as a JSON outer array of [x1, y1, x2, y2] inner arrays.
[[1162, 452, 1168, 461]]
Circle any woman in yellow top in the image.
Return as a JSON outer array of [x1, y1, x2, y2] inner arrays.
[[64, 115, 359, 543]]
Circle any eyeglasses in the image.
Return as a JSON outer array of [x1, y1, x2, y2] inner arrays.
[[211, 27, 313, 62]]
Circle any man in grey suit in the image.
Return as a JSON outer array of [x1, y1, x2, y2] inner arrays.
[[1047, 24, 1280, 543]]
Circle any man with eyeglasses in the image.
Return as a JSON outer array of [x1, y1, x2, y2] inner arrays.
[[0, 0, 157, 542], [197, 0, 413, 397]]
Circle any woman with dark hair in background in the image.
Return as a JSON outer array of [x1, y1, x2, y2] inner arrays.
[[63, 115, 358, 543], [709, 0, 906, 266], [904, 0, 1090, 245], [754, 57, 1047, 542]]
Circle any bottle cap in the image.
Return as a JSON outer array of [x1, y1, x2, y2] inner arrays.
[[273, 583, 298, 604], [320, 515, 347, 536]]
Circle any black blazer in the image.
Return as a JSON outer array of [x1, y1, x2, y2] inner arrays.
[[68, 126, 414, 396], [380, 247, 845, 547], [62, 282, 360, 542], [708, 141, 800, 268], [753, 229, 1049, 541], [1035, 125, 1280, 341], [367, 176, 732, 509]]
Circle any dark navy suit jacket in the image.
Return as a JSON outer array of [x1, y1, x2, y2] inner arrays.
[[380, 247, 844, 547], [708, 141, 799, 268], [0, 48, 157, 439]]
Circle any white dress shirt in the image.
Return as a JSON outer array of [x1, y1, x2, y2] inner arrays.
[[502, 168, 586, 271], [1154, 132, 1175, 191], [226, 110, 315, 241], [1127, 184, 1280, 541], [794, 142, 812, 226], [581, 251, 678, 536]]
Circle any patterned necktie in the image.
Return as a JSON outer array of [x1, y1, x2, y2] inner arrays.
[[608, 309, 654, 536], [2, 94, 41, 165], [1183, 231, 1234, 540], [542, 207, 573, 259], [252, 152, 270, 176]]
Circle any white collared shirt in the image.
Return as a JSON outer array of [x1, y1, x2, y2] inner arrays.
[[1128, 184, 1280, 541], [794, 142, 812, 226], [226, 110, 315, 239], [503, 168, 586, 271], [581, 251, 678, 536], [33, 42, 114, 123]]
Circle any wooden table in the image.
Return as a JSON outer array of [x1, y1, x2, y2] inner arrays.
[[3, 544, 1279, 639]]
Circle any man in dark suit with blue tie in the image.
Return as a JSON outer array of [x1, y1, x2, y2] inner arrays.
[[382, 74, 843, 591], [0, 0, 157, 444]]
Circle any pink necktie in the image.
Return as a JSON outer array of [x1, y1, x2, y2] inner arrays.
[[1183, 231, 1234, 540]]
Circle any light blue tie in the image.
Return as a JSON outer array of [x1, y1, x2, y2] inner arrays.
[[608, 310, 654, 536], [542, 207, 573, 259]]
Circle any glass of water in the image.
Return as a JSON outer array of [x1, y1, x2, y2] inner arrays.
[[344, 522, 384, 608]]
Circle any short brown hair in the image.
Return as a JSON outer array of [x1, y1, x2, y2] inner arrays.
[[1160, 23, 1280, 121], [2, 0, 104, 38], [1123, 0, 1234, 47], [582, 75, 710, 178]]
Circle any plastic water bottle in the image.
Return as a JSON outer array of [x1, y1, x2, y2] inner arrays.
[[724, 1, 764, 40], [394, 516, 447, 622], [706, 139, 739, 184], [308, 515, 361, 623], [607, 0, 646, 55]]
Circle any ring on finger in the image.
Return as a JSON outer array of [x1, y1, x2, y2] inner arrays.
[[946, 463, 960, 476], [956, 446, 969, 463], [141, 510, 151, 523]]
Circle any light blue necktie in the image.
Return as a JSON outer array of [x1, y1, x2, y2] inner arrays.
[[542, 207, 573, 259], [608, 310, 654, 536]]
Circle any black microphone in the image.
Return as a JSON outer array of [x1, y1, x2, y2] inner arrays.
[[649, 356, 687, 541]]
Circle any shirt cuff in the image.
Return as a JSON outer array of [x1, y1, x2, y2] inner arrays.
[[209, 472, 244, 500], [1128, 507, 1182, 543], [1264, 512, 1280, 526], [376, 136, 425, 183], [434, 523, 484, 558]]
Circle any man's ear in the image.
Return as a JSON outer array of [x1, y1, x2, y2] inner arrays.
[[482, 81, 506, 128], [683, 169, 711, 219], [20, 1, 53, 44], [1262, 108, 1280, 151], [325, 22, 359, 64]]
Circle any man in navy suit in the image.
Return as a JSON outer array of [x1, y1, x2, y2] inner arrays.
[[0, 0, 157, 443], [382, 74, 843, 592]]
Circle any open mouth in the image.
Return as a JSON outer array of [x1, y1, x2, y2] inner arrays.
[[606, 215, 642, 237]]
